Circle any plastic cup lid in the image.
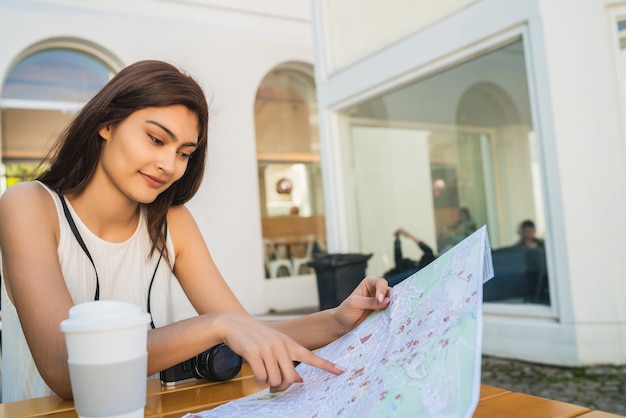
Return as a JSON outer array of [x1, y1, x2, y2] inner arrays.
[[60, 300, 151, 333]]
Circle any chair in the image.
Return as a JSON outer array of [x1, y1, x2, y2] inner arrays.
[[263, 239, 294, 278], [484, 246, 549, 304], [291, 235, 316, 275]]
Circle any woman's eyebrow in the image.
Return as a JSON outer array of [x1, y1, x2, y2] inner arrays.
[[146, 120, 198, 148], [146, 120, 198, 147], [146, 120, 177, 140]]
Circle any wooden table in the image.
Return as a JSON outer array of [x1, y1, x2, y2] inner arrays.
[[0, 363, 623, 418]]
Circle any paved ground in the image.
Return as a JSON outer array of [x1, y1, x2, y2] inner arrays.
[[481, 355, 626, 415]]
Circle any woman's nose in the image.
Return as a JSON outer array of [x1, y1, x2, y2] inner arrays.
[[157, 149, 177, 173]]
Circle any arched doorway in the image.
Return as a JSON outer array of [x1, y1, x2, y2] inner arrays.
[[254, 63, 326, 310]]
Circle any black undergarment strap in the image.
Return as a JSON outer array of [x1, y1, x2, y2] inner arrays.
[[147, 222, 167, 329], [60, 195, 100, 301]]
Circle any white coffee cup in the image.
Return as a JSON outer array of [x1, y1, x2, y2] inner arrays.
[[61, 301, 151, 418]]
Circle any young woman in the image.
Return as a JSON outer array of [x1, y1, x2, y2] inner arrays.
[[0, 60, 390, 402]]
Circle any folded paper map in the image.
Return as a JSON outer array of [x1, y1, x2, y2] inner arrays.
[[186, 226, 493, 417]]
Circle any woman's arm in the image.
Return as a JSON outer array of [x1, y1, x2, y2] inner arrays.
[[164, 205, 348, 392], [0, 182, 75, 399], [268, 277, 390, 350], [1, 185, 388, 399], [0, 184, 222, 399]]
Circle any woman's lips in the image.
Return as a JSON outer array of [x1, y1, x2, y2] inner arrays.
[[141, 172, 167, 188]]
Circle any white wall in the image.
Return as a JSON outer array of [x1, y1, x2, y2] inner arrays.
[[533, 0, 626, 364], [0, 0, 315, 315]]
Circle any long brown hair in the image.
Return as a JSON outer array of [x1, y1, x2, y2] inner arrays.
[[37, 60, 209, 261]]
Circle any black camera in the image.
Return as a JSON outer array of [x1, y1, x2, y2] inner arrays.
[[160, 343, 242, 386]]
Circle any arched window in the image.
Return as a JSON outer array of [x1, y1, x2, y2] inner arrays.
[[255, 65, 326, 279], [0, 48, 115, 189]]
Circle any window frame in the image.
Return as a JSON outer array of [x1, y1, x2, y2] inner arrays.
[[312, 6, 559, 318]]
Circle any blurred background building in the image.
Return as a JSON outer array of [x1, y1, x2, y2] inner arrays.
[[1, 0, 625, 368]]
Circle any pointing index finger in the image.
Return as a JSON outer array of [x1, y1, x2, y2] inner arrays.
[[296, 349, 346, 377]]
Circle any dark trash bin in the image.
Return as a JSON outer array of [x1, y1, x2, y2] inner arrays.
[[308, 253, 373, 310]]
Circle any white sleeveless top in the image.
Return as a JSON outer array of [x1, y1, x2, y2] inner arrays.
[[1, 182, 175, 402]]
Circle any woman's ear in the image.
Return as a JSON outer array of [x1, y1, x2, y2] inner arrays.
[[98, 125, 111, 141]]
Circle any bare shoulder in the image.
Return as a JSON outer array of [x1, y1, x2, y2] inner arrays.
[[0, 181, 57, 228], [167, 203, 192, 218], [166, 205, 205, 251], [166, 204, 197, 229], [0, 181, 53, 209]]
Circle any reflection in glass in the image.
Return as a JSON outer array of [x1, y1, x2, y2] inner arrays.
[[264, 163, 311, 217], [342, 39, 549, 305], [255, 68, 326, 278]]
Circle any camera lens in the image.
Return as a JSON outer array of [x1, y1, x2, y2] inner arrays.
[[210, 344, 242, 380], [195, 343, 242, 381]]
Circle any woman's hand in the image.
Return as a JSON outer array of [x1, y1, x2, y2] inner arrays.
[[219, 277, 390, 393], [333, 277, 391, 334], [216, 312, 345, 393]]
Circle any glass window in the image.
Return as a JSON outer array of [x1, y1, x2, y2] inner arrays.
[[255, 67, 327, 278], [0, 48, 114, 190], [341, 39, 549, 305]]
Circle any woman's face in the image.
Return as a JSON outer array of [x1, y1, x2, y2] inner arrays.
[[97, 105, 199, 204]]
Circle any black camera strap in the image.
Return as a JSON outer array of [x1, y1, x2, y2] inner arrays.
[[60, 194, 165, 329]]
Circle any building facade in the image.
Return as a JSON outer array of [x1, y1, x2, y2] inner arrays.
[[310, 0, 626, 367], [0, 0, 322, 317], [1, 0, 625, 368]]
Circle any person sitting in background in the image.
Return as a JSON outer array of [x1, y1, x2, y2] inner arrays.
[[516, 219, 544, 248], [438, 207, 477, 252], [484, 219, 548, 304], [445, 207, 477, 237], [384, 228, 436, 286], [394, 228, 436, 270]]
